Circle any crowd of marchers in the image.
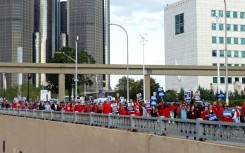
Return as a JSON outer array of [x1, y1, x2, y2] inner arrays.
[[0, 98, 244, 123]]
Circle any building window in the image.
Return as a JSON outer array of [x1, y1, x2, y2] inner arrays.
[[241, 25, 245, 31], [227, 64, 232, 66], [234, 51, 239, 57], [242, 64, 245, 66], [233, 24, 238, 31], [220, 63, 225, 66], [227, 50, 231, 57], [212, 50, 217, 57], [241, 51, 245, 57], [227, 37, 231, 44], [212, 37, 217, 43], [219, 10, 223, 17], [220, 50, 224, 57], [226, 11, 230, 17], [234, 64, 239, 66], [228, 77, 232, 84], [241, 12, 245, 18], [175, 13, 184, 35], [219, 24, 224, 30], [219, 37, 224, 44], [211, 10, 216, 17], [213, 77, 217, 83], [234, 38, 238, 44], [235, 77, 239, 82], [241, 38, 245, 44], [212, 23, 216, 30], [242, 78, 245, 84], [213, 63, 217, 66], [233, 11, 238, 18], [220, 77, 225, 83], [226, 24, 231, 31]]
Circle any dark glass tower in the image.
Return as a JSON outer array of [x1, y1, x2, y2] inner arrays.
[[34, 0, 60, 87], [0, 0, 34, 87]]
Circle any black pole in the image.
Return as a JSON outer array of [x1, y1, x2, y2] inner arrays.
[[27, 74, 31, 102]]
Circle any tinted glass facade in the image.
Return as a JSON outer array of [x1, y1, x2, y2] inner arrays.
[[175, 13, 184, 35], [0, 0, 34, 87], [67, 0, 105, 92]]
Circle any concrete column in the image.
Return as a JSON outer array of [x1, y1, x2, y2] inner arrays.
[[145, 74, 151, 100], [58, 74, 65, 101]]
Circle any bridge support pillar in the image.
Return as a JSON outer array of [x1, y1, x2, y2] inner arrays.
[[145, 74, 150, 100], [59, 74, 65, 101]]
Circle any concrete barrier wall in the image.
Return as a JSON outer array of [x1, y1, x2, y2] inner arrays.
[[0, 116, 244, 153]]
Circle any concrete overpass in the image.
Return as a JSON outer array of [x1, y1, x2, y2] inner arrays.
[[1, 62, 245, 100], [0, 115, 244, 153]]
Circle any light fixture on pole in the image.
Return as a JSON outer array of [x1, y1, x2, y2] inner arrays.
[[140, 34, 147, 102], [109, 23, 129, 102], [55, 49, 77, 101], [224, 0, 229, 105]]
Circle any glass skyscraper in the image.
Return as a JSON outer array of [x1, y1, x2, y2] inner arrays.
[[34, 0, 60, 87], [0, 0, 34, 87], [67, 0, 110, 93]]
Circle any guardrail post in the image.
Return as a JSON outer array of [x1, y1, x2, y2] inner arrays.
[[130, 114, 135, 131], [74, 112, 77, 123], [158, 116, 164, 135], [25, 109, 27, 117], [90, 112, 94, 126], [196, 118, 201, 140], [61, 111, 64, 122], [50, 111, 53, 120], [108, 113, 112, 128], [41, 110, 44, 119]]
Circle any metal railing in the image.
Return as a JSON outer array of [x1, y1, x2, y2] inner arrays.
[[0, 108, 244, 143]]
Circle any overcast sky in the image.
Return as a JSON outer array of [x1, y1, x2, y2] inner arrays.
[[62, 0, 181, 89], [110, 0, 180, 89]]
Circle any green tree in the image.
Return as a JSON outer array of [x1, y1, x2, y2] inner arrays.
[[47, 47, 96, 100], [164, 90, 177, 102], [114, 77, 160, 100], [178, 88, 185, 101], [114, 76, 136, 99]]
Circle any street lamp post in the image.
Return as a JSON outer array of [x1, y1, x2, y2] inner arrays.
[[75, 36, 79, 101], [140, 34, 147, 102], [27, 73, 31, 102], [109, 23, 129, 102], [224, 0, 229, 105]]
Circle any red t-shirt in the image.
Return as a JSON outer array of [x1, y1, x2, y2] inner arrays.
[[65, 105, 73, 112], [119, 107, 127, 115], [216, 107, 223, 119], [242, 103, 245, 116], [103, 103, 111, 114], [74, 105, 83, 112]]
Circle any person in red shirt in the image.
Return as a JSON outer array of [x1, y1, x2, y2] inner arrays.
[[103, 99, 111, 114], [221, 105, 232, 122], [162, 104, 170, 118], [11, 101, 17, 109], [73, 102, 84, 112], [215, 102, 224, 120], [242, 101, 245, 122], [118, 103, 127, 115], [65, 102, 73, 112]]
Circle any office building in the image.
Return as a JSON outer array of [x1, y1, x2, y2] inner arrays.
[[0, 0, 34, 87], [34, 0, 60, 87], [165, 0, 245, 93], [67, 0, 110, 93]]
